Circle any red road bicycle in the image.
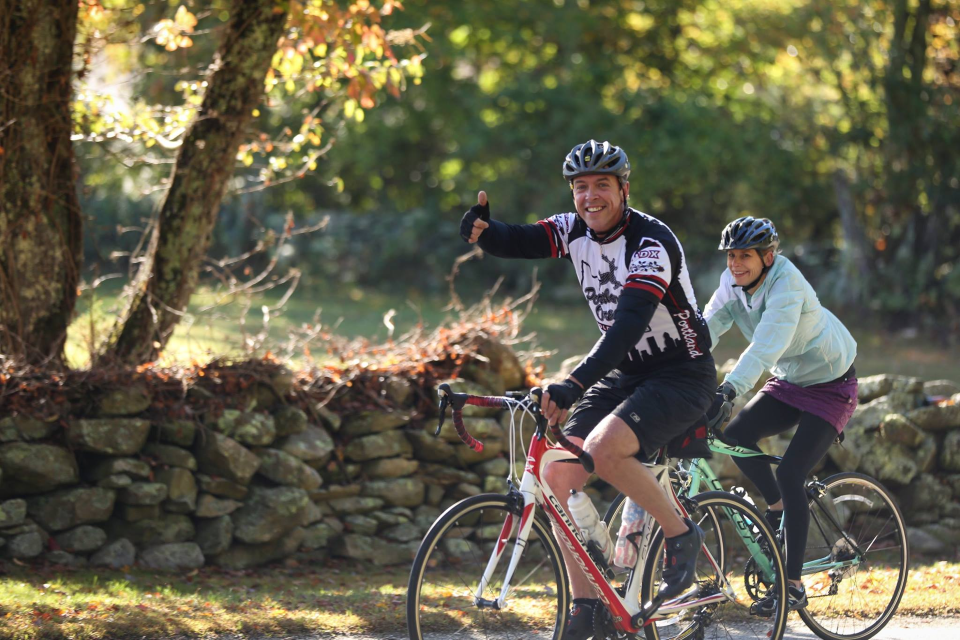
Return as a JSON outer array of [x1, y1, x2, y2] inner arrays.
[[406, 384, 789, 640]]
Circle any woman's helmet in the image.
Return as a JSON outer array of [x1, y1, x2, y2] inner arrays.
[[719, 217, 779, 251], [562, 140, 631, 184]]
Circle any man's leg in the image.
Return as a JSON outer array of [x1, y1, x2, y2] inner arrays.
[[584, 415, 688, 537], [542, 438, 593, 598]]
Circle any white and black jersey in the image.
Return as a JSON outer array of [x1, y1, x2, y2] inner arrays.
[[478, 208, 711, 382]]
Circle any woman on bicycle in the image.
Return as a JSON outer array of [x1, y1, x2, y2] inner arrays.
[[703, 216, 858, 615]]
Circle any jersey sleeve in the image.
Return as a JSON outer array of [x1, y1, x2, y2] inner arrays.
[[623, 238, 673, 302], [476, 213, 572, 260], [724, 278, 804, 396], [703, 270, 736, 349]]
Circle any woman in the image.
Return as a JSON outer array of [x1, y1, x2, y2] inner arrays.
[[703, 216, 858, 615]]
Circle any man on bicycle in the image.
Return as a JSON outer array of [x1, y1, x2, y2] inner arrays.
[[460, 140, 716, 638]]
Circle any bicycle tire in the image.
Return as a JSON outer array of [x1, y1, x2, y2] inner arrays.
[[797, 472, 909, 640], [640, 490, 789, 640], [407, 493, 569, 640]]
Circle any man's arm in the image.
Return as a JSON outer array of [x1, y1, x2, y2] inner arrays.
[[461, 191, 555, 259]]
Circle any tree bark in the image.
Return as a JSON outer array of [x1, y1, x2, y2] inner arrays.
[[104, 0, 288, 364], [0, 0, 82, 365], [832, 169, 871, 304]]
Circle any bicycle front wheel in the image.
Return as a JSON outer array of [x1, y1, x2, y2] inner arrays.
[[641, 490, 788, 640], [407, 493, 569, 640], [798, 472, 909, 640]]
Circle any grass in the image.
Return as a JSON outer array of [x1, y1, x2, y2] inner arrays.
[[0, 560, 957, 638], [66, 284, 960, 382]]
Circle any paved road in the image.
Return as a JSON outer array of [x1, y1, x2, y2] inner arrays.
[[215, 616, 959, 639]]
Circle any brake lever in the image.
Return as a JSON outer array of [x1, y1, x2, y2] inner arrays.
[[435, 393, 449, 437]]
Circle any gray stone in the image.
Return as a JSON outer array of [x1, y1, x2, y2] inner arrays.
[[0, 417, 18, 442], [941, 431, 960, 472], [88, 457, 151, 481], [301, 501, 324, 526], [68, 419, 150, 455], [214, 410, 276, 446], [0, 443, 78, 495], [256, 448, 323, 490], [98, 386, 152, 416], [344, 430, 412, 462], [301, 521, 336, 550], [55, 525, 106, 553], [900, 473, 952, 523], [278, 425, 335, 463], [196, 515, 233, 556], [157, 468, 197, 512], [344, 514, 379, 535], [309, 485, 361, 502], [328, 496, 384, 515], [98, 474, 133, 489], [477, 338, 526, 390], [419, 463, 482, 486], [107, 514, 194, 546], [212, 526, 305, 569], [437, 379, 500, 417], [0, 499, 27, 528], [857, 374, 923, 402], [878, 414, 926, 447], [404, 430, 456, 462], [119, 482, 168, 506], [157, 420, 196, 447], [5, 531, 43, 558], [195, 494, 242, 518], [425, 483, 444, 506], [231, 486, 310, 544], [945, 475, 960, 498], [904, 404, 960, 432], [382, 521, 422, 543], [370, 511, 409, 527], [449, 483, 482, 500], [907, 526, 949, 555], [120, 504, 161, 521], [460, 362, 506, 395], [922, 520, 960, 546], [196, 473, 248, 499], [362, 477, 425, 508], [330, 533, 413, 565], [917, 434, 939, 473], [195, 431, 261, 484], [143, 443, 197, 470], [90, 538, 136, 568], [858, 441, 919, 487], [456, 438, 505, 466], [436, 417, 505, 444], [362, 457, 419, 479], [383, 377, 415, 406], [315, 405, 341, 431], [473, 458, 511, 477], [273, 406, 309, 437], [341, 410, 412, 437], [139, 542, 204, 571], [28, 488, 115, 531], [47, 550, 87, 567], [414, 505, 442, 530], [924, 380, 960, 398], [0, 414, 59, 441]]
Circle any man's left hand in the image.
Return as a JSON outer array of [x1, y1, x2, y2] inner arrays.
[[543, 378, 584, 426]]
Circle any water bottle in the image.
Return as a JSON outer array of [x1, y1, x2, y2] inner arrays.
[[613, 498, 646, 569], [732, 486, 760, 535], [567, 490, 613, 563]]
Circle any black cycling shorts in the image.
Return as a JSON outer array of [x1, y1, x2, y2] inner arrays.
[[563, 359, 716, 458]]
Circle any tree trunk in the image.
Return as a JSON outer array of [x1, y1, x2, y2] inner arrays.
[[104, 0, 288, 365], [0, 0, 82, 365], [832, 169, 871, 305]]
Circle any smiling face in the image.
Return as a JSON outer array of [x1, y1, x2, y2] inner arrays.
[[727, 248, 775, 291], [571, 174, 629, 236]]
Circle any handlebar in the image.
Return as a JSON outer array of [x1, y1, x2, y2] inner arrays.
[[436, 384, 596, 473]]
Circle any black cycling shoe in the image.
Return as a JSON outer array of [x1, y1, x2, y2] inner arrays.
[[658, 518, 704, 600], [750, 584, 808, 617], [764, 508, 783, 533], [564, 598, 597, 640]]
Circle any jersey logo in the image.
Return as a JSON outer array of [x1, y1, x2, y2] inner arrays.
[[631, 260, 665, 274], [580, 254, 622, 323]]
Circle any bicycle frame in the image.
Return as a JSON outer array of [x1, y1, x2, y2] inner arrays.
[[481, 417, 730, 634], [678, 438, 863, 581]]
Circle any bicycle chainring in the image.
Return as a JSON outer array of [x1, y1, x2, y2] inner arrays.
[[593, 604, 638, 640], [743, 556, 774, 601]]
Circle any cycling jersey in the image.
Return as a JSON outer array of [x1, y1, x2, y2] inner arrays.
[[476, 208, 713, 385], [703, 255, 857, 397]]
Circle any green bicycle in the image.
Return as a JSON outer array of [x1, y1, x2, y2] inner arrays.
[[605, 428, 909, 640]]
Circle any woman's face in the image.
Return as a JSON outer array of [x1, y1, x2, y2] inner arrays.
[[727, 249, 773, 289]]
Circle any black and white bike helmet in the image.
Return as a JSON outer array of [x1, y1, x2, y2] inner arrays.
[[719, 217, 779, 251], [562, 140, 631, 184]]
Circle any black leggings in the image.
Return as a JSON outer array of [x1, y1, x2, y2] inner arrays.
[[725, 392, 838, 581]]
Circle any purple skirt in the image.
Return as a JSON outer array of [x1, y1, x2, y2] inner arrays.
[[759, 370, 858, 433]]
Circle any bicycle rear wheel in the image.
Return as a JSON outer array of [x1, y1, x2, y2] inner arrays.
[[407, 493, 569, 640], [798, 472, 909, 640], [641, 491, 788, 640]]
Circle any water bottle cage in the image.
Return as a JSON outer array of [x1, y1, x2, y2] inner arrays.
[[584, 540, 615, 581]]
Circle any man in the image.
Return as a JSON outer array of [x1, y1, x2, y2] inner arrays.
[[460, 139, 717, 638]]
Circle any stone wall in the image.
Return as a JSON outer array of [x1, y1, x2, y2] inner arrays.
[[1, 350, 957, 569]]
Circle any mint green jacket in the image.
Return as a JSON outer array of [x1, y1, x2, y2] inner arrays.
[[703, 256, 857, 397]]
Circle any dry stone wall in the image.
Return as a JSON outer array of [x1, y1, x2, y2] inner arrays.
[[1, 345, 957, 569]]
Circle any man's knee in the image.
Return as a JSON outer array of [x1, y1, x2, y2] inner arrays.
[[583, 417, 639, 479], [543, 458, 588, 493]]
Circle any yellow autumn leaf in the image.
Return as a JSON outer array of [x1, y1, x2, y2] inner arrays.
[[174, 5, 198, 31]]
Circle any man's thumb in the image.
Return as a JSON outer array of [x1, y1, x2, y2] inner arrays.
[[478, 191, 487, 206]]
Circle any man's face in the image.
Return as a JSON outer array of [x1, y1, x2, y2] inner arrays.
[[571, 174, 629, 236]]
